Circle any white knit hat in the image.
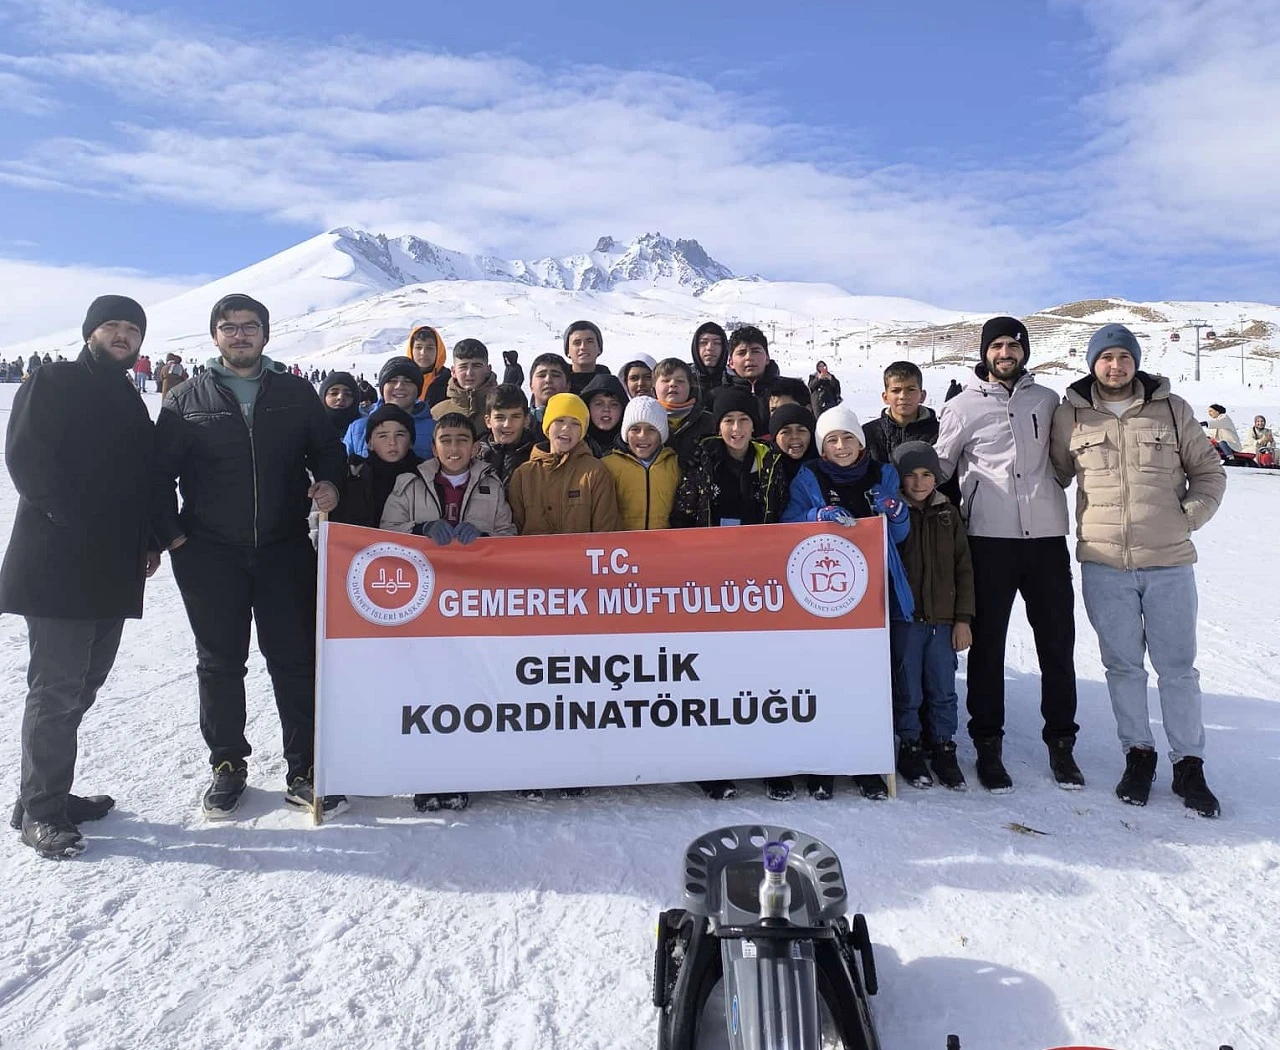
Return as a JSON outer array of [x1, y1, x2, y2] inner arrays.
[[815, 405, 865, 449], [623, 353, 657, 372], [622, 395, 669, 442]]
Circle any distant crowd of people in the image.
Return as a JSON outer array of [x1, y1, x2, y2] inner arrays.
[[2, 294, 1230, 861]]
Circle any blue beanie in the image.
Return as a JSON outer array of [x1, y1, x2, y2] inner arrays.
[[1087, 324, 1142, 372]]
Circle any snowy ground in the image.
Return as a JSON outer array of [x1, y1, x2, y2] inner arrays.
[[1, 379, 1278, 1050]]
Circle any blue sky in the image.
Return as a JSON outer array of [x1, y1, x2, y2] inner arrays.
[[1, 0, 1278, 341]]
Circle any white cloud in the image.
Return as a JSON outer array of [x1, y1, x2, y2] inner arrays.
[[1, 0, 1277, 314], [0, 257, 206, 349], [1068, 0, 1280, 249], [0, 0, 1056, 310]]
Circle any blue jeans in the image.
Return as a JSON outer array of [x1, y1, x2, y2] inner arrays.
[[1081, 562, 1205, 763], [891, 621, 959, 743]]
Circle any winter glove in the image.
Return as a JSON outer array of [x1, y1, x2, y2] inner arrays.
[[414, 520, 455, 546], [502, 350, 519, 367], [868, 485, 906, 522], [453, 522, 482, 546], [816, 505, 855, 525]]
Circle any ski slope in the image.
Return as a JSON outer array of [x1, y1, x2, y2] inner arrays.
[[1, 376, 1278, 1050]]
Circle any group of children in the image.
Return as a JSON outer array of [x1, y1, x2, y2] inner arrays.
[[322, 328, 974, 812]]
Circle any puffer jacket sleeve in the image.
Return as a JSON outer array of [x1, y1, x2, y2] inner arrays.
[[486, 472, 517, 537], [507, 463, 530, 534], [933, 398, 966, 483], [153, 390, 192, 548], [781, 465, 823, 523], [761, 452, 788, 524], [1049, 400, 1077, 487], [670, 446, 710, 528], [379, 471, 431, 532], [343, 414, 367, 458], [877, 464, 910, 544], [1174, 396, 1226, 530], [589, 464, 621, 532]]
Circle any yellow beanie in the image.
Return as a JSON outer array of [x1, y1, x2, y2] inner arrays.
[[544, 392, 589, 434]]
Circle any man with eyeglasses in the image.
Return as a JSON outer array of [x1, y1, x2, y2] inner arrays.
[[155, 294, 348, 819]]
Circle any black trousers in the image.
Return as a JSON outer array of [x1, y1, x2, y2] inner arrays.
[[21, 616, 124, 822], [966, 536, 1079, 743], [171, 537, 317, 781]]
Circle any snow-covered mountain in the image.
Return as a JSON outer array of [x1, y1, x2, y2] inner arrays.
[[5, 229, 1279, 394], [331, 228, 734, 295]]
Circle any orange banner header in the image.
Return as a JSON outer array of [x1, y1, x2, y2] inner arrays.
[[321, 520, 887, 640]]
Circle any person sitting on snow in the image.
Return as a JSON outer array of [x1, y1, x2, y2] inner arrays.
[[1241, 415, 1275, 462], [1202, 404, 1242, 461]]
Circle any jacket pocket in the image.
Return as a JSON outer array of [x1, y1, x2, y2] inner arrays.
[[1134, 433, 1179, 473], [1068, 431, 1118, 472]]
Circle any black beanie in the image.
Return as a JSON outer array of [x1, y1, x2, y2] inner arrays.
[[364, 403, 417, 442], [377, 356, 425, 393], [319, 371, 358, 399], [769, 402, 815, 436], [82, 295, 147, 342], [892, 439, 941, 480], [712, 386, 760, 434], [980, 316, 1030, 361], [210, 294, 270, 341], [563, 320, 603, 354]]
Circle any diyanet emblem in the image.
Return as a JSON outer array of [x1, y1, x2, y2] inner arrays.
[[346, 543, 435, 626], [785, 534, 869, 618]]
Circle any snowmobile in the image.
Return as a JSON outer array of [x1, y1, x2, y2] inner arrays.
[[652, 824, 881, 1050]]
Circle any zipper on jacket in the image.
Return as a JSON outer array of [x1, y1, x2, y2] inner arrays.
[[1032, 413, 1039, 440], [214, 377, 260, 547], [644, 462, 652, 530]]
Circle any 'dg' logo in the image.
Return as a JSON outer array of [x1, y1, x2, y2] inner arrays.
[[785, 534, 869, 618], [346, 543, 435, 626]]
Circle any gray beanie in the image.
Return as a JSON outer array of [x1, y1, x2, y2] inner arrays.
[[892, 440, 941, 480], [1086, 324, 1142, 372]]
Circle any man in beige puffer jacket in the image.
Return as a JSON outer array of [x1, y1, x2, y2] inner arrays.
[[1051, 323, 1225, 818]]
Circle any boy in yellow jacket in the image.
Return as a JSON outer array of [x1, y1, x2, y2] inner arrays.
[[603, 396, 681, 530], [509, 393, 620, 536]]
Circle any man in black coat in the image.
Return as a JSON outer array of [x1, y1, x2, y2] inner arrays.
[[154, 294, 347, 820], [1, 295, 157, 859]]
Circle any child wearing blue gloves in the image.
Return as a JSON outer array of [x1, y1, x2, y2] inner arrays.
[[783, 404, 914, 801]]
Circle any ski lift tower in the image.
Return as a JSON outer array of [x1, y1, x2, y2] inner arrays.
[[1186, 319, 1211, 381]]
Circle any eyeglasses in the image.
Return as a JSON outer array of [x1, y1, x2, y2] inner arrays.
[[216, 322, 262, 337]]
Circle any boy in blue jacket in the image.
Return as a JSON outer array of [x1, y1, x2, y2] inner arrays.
[[783, 404, 913, 801]]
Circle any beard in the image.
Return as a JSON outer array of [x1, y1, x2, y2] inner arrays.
[[87, 334, 140, 371]]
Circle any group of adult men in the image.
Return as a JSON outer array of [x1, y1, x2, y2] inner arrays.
[[1, 294, 1225, 859]]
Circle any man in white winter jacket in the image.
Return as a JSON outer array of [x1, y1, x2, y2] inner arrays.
[[935, 316, 1080, 793]]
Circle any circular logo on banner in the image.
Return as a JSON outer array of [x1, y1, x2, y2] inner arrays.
[[785, 534, 869, 618], [346, 543, 435, 626]]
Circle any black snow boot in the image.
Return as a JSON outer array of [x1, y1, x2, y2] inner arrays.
[[974, 738, 1013, 794], [764, 777, 795, 801], [806, 775, 834, 801], [284, 774, 350, 817], [929, 742, 967, 791], [1047, 736, 1085, 790], [414, 792, 470, 813], [697, 780, 737, 801], [854, 775, 888, 801], [21, 816, 84, 860], [1172, 757, 1220, 818], [202, 761, 248, 820], [11, 793, 114, 831], [896, 740, 934, 790], [1115, 747, 1157, 806]]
